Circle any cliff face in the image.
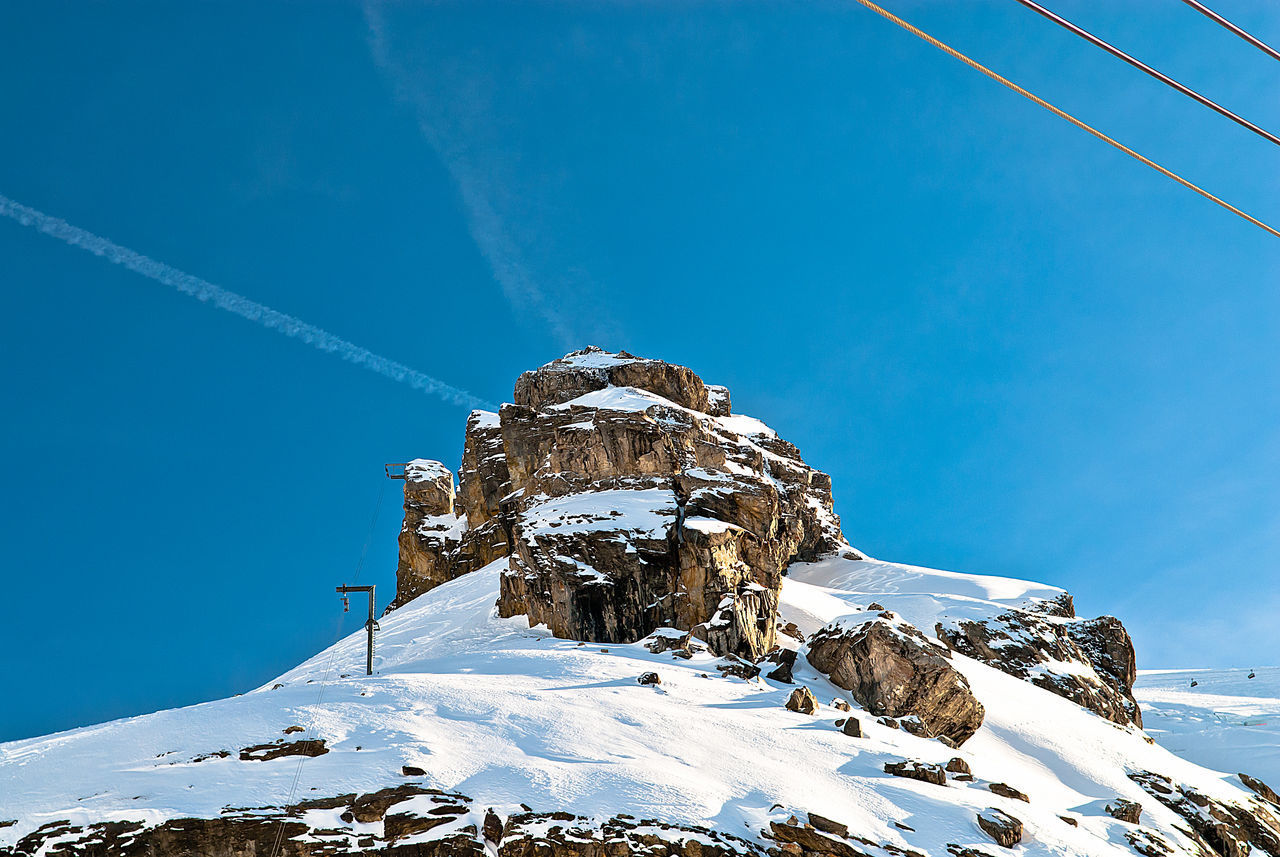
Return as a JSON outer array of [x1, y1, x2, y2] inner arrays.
[[391, 347, 848, 658]]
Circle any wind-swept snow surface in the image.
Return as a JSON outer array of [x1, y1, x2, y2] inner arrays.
[[3, 555, 1276, 856]]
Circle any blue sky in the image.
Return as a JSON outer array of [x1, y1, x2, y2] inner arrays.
[[1, 0, 1276, 742]]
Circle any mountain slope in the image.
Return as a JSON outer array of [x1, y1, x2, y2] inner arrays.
[[3, 557, 1276, 857], [2, 349, 1277, 857]]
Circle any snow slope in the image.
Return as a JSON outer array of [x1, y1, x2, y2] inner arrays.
[[1135, 667, 1280, 787], [2, 555, 1271, 856]]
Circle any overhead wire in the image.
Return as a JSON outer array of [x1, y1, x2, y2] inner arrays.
[[848, 0, 1280, 239], [1178, 0, 1280, 63], [1010, 0, 1280, 147]]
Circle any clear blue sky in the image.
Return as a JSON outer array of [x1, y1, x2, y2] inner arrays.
[[1, 1, 1276, 742]]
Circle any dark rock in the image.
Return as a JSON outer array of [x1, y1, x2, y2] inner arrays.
[[786, 687, 819, 714], [401, 764, 426, 776], [637, 671, 662, 686], [807, 812, 849, 838], [238, 739, 328, 762], [807, 617, 985, 745], [1127, 829, 1175, 857], [832, 698, 852, 712], [778, 622, 806, 643], [936, 604, 1141, 728], [764, 648, 798, 683], [885, 760, 947, 786], [1106, 798, 1143, 824], [977, 808, 1022, 848], [1131, 770, 1280, 857], [1240, 773, 1280, 808], [484, 809, 503, 844], [899, 715, 933, 738], [282, 725, 304, 735], [946, 758, 971, 775], [836, 717, 863, 737], [878, 717, 900, 729], [718, 657, 762, 680], [1059, 815, 1078, 827], [988, 783, 1030, 803]]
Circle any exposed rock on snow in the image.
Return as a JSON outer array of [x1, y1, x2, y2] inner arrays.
[[785, 686, 819, 714], [1104, 798, 1142, 824], [976, 808, 1022, 848], [806, 615, 985, 745], [987, 783, 1029, 804], [1130, 770, 1280, 857], [884, 759, 948, 786], [934, 602, 1142, 728]]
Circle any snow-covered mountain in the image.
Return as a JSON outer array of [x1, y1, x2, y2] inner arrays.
[[2, 349, 1277, 857]]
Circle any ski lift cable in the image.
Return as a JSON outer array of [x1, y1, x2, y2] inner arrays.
[[849, 0, 1280, 239], [1010, 0, 1280, 147], [266, 478, 389, 857], [1179, 0, 1280, 64]]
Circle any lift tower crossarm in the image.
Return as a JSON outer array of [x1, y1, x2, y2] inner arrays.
[[335, 584, 377, 676]]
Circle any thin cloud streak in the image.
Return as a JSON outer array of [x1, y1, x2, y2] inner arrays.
[[0, 192, 495, 411], [363, 2, 577, 350]]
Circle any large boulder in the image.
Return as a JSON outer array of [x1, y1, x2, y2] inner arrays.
[[935, 600, 1142, 727], [806, 615, 985, 746]]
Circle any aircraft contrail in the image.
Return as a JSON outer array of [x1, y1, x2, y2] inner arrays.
[[0, 193, 496, 411]]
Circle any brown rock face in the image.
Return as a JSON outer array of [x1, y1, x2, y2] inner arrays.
[[390, 415, 514, 611], [390, 459, 468, 609], [489, 348, 848, 658], [806, 617, 985, 745], [935, 602, 1142, 727], [387, 348, 851, 658], [512, 347, 711, 412]]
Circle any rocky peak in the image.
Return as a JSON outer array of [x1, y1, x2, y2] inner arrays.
[[390, 348, 853, 658], [512, 346, 712, 412]]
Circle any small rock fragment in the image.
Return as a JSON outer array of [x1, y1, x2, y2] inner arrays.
[[637, 672, 661, 686], [401, 765, 426, 776], [946, 757, 971, 775]]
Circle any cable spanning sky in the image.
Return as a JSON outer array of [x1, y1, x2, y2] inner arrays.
[[0, 192, 495, 412]]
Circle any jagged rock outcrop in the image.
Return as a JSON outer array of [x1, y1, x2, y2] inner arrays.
[[390, 459, 468, 609], [390, 347, 851, 659], [934, 597, 1142, 727], [806, 615, 985, 745], [1131, 770, 1280, 857], [390, 414, 513, 610]]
